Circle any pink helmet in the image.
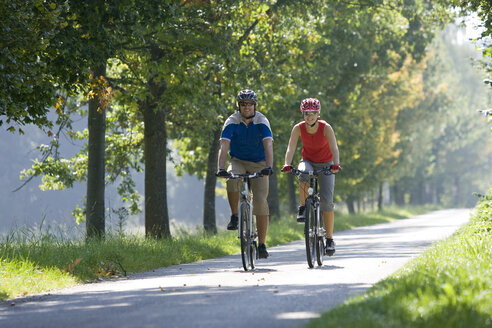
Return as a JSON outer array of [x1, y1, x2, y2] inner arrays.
[[300, 98, 321, 112]]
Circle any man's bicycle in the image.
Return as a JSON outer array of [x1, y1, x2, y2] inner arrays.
[[220, 172, 263, 271], [285, 167, 334, 268]]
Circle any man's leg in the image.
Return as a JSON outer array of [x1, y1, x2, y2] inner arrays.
[[250, 166, 270, 259], [227, 191, 239, 215], [226, 191, 239, 230], [256, 215, 268, 245], [226, 158, 244, 230]]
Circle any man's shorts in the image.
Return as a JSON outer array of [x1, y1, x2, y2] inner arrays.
[[227, 157, 269, 216]]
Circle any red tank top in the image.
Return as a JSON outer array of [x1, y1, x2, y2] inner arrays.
[[300, 120, 333, 163]]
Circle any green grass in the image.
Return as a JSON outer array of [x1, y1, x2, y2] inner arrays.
[[307, 194, 492, 328], [0, 205, 442, 301]]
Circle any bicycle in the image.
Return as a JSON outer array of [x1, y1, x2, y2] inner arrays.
[[284, 166, 334, 268], [219, 171, 263, 271]]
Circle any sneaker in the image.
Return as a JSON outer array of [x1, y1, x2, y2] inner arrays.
[[325, 238, 336, 256], [297, 205, 306, 223], [258, 243, 269, 259], [227, 214, 238, 230]]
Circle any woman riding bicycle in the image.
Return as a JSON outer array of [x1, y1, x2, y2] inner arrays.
[[282, 98, 340, 256]]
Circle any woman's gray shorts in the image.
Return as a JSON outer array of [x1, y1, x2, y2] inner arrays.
[[298, 160, 335, 212]]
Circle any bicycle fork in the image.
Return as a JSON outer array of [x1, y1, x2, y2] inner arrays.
[[314, 198, 325, 240], [308, 195, 325, 242], [238, 181, 255, 242]]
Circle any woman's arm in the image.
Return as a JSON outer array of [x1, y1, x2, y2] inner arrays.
[[324, 124, 339, 165], [284, 125, 301, 166]]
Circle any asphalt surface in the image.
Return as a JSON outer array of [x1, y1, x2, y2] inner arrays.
[[0, 209, 471, 328]]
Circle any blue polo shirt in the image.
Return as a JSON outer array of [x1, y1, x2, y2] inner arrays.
[[220, 112, 273, 162]]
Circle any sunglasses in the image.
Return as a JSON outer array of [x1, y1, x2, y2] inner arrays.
[[239, 102, 256, 107], [303, 111, 318, 116]]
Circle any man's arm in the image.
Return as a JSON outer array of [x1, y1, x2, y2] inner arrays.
[[263, 138, 273, 168], [217, 139, 231, 170]]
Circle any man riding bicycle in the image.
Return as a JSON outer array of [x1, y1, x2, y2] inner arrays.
[[217, 89, 274, 259], [282, 98, 340, 256]]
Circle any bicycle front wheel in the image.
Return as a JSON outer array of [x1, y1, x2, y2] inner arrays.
[[304, 198, 316, 268], [240, 203, 254, 271], [315, 204, 325, 266]]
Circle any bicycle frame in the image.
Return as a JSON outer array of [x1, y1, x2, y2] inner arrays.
[[228, 172, 262, 271], [291, 167, 333, 268], [237, 175, 253, 241]]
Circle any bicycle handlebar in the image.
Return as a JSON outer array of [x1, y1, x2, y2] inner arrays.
[[289, 167, 334, 176], [216, 171, 264, 179], [227, 172, 263, 179]]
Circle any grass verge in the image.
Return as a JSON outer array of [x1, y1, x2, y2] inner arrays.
[[307, 193, 492, 328], [1, 205, 440, 301]]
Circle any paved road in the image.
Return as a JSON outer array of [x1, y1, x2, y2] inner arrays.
[[0, 209, 471, 328]]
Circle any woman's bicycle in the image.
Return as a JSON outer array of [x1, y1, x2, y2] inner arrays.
[[220, 172, 263, 271], [284, 166, 334, 268]]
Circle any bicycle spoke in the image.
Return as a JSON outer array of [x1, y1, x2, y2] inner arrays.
[[304, 199, 315, 268], [240, 203, 249, 271], [316, 204, 324, 266]]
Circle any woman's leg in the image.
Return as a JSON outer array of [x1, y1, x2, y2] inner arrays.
[[297, 160, 313, 208], [299, 182, 309, 206], [323, 211, 334, 238]]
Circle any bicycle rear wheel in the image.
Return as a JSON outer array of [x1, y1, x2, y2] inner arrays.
[[250, 216, 257, 265], [304, 198, 316, 268], [315, 204, 325, 266], [240, 203, 254, 271]]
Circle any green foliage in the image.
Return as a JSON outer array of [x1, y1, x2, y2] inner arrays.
[[11, 0, 490, 231], [0, 0, 68, 131], [456, 0, 492, 45], [0, 257, 78, 299], [307, 190, 492, 328], [454, 0, 492, 127], [392, 25, 492, 207], [0, 0, 119, 132]]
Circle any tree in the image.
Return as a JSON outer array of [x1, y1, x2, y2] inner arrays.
[[86, 66, 107, 238], [110, 1, 244, 238], [15, 0, 135, 240], [263, 0, 452, 212], [455, 0, 492, 122], [70, 0, 119, 239], [174, 1, 329, 228], [0, 1, 80, 132]]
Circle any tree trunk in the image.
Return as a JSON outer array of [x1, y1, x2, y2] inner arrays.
[[86, 64, 106, 240], [453, 176, 460, 206], [142, 98, 170, 238], [267, 158, 280, 221], [434, 179, 443, 205], [142, 48, 169, 239], [346, 194, 356, 214], [287, 173, 297, 214], [203, 126, 221, 234], [392, 184, 405, 206], [377, 182, 383, 212], [410, 180, 424, 205]]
